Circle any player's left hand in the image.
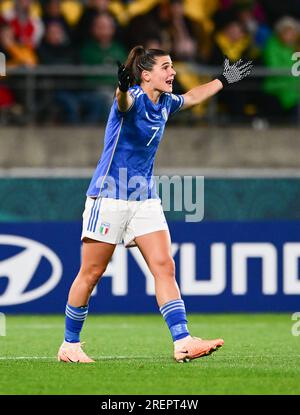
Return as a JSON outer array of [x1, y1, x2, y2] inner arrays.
[[217, 57, 253, 87]]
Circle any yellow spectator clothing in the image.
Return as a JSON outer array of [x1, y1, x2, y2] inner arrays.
[[215, 32, 251, 61], [107, 1, 128, 26], [108, 0, 218, 30], [184, 0, 219, 34], [0, 0, 41, 18], [109, 0, 162, 26], [127, 0, 161, 19], [60, 0, 83, 26], [6, 43, 38, 67]]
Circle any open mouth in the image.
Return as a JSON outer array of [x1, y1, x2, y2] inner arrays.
[[166, 79, 173, 86]]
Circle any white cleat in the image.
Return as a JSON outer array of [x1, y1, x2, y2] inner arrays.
[[174, 337, 224, 363], [57, 341, 95, 363]]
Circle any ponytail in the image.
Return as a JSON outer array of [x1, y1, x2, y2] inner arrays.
[[125, 45, 169, 86]]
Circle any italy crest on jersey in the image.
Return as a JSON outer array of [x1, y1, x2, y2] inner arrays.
[[162, 107, 168, 121]]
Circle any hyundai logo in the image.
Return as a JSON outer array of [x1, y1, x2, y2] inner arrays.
[[0, 235, 62, 305]]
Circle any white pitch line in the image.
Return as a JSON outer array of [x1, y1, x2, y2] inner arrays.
[[1, 354, 299, 361], [0, 356, 55, 360], [0, 356, 159, 361]]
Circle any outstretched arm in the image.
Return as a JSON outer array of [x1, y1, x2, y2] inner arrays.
[[116, 61, 133, 112], [181, 79, 223, 110], [181, 58, 253, 110]]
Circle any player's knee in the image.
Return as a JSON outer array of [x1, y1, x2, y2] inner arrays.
[[81, 263, 107, 288], [153, 256, 175, 279]]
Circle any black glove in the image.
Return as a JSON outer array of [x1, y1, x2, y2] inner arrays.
[[217, 57, 253, 88], [117, 61, 131, 92]]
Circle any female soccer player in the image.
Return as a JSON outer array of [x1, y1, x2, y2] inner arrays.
[[58, 46, 252, 363]]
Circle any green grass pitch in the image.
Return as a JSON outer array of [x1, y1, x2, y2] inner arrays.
[[0, 313, 299, 395]]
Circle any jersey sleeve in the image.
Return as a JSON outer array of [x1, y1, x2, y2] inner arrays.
[[168, 93, 184, 116], [115, 86, 143, 115], [114, 90, 136, 115]]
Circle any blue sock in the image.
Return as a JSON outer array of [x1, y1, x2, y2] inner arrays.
[[159, 299, 190, 341], [65, 303, 88, 343]]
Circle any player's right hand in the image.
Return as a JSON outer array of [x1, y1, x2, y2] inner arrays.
[[117, 61, 131, 92]]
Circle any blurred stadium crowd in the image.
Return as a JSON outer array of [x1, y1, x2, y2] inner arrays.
[[0, 0, 300, 125]]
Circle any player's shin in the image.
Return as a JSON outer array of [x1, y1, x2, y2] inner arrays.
[[159, 299, 191, 343], [64, 303, 89, 343]]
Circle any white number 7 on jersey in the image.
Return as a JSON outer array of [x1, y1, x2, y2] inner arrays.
[[146, 126, 160, 146]]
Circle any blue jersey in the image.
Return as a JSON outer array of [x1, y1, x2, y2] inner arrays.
[[87, 85, 184, 200]]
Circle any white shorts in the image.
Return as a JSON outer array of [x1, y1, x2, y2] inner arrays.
[[81, 197, 169, 247]]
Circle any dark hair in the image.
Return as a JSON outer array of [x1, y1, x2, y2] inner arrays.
[[125, 45, 169, 86]]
